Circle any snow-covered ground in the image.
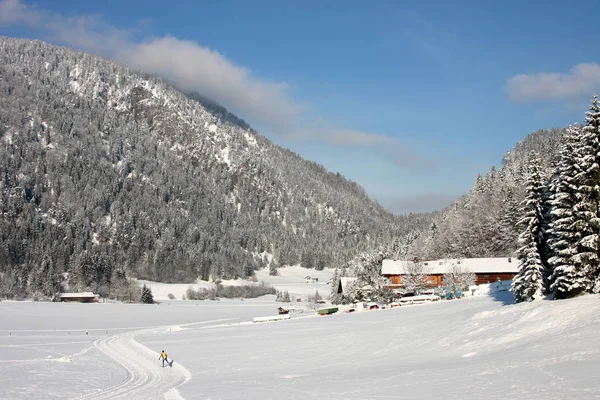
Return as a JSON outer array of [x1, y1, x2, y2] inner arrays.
[[2, 279, 600, 399], [140, 265, 335, 301]]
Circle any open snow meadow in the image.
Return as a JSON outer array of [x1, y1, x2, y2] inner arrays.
[[2, 268, 600, 400]]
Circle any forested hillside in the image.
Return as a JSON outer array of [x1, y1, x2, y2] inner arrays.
[[410, 128, 566, 259], [409, 95, 600, 300], [0, 38, 431, 299]]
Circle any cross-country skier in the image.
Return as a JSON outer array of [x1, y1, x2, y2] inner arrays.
[[158, 350, 170, 367]]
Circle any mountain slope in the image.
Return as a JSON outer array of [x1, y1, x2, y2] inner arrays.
[[0, 38, 430, 298], [411, 127, 565, 259]]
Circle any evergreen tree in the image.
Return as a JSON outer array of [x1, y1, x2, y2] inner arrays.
[[140, 284, 154, 304], [313, 290, 322, 302], [512, 152, 546, 302], [549, 97, 600, 298], [329, 268, 342, 304], [496, 186, 520, 254], [548, 126, 587, 298], [576, 95, 600, 292]]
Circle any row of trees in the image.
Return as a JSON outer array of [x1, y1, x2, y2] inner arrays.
[[512, 96, 600, 302], [183, 282, 276, 300]]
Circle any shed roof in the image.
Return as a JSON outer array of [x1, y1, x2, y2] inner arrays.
[[382, 258, 518, 275], [59, 292, 99, 298]]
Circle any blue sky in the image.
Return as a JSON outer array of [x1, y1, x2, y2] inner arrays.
[[2, 0, 600, 213]]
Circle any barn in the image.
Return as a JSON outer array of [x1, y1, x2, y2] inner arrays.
[[381, 257, 518, 290], [58, 292, 99, 303]]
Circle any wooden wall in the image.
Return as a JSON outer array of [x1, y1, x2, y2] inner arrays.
[[386, 273, 516, 288], [474, 273, 515, 285]]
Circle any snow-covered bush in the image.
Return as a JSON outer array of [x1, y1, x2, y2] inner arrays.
[[442, 264, 476, 298]]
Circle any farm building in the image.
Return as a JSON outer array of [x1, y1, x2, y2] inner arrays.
[[305, 276, 319, 283], [381, 258, 518, 290], [58, 292, 99, 303]]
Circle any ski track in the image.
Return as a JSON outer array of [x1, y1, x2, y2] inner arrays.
[[74, 326, 191, 400]]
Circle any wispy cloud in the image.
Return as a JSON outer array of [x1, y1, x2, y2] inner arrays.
[[0, 0, 429, 169], [0, 0, 300, 131], [507, 63, 600, 102], [290, 126, 427, 169], [0, 0, 38, 25], [119, 37, 302, 132], [381, 193, 457, 214]]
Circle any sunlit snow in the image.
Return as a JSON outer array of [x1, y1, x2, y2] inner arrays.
[[2, 267, 599, 399]]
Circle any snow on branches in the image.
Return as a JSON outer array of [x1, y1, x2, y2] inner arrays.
[[442, 263, 476, 298], [512, 152, 546, 302]]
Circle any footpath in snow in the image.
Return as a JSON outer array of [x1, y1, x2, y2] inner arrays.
[[76, 325, 191, 400]]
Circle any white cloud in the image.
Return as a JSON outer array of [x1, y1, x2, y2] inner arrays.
[[381, 193, 457, 214], [0, 0, 427, 169], [118, 37, 302, 132], [0, 0, 301, 131], [507, 63, 600, 102], [0, 0, 39, 25], [288, 126, 427, 168]]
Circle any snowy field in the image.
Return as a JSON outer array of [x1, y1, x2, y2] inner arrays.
[[2, 269, 600, 399], [139, 265, 336, 301]]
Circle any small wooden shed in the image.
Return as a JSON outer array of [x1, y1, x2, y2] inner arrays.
[[59, 292, 99, 303]]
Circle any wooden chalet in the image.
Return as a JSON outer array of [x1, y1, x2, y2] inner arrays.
[[381, 257, 518, 290]]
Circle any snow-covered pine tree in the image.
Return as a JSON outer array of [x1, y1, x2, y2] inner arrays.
[[511, 152, 546, 302], [329, 268, 342, 303], [539, 175, 557, 282], [391, 231, 418, 260], [576, 95, 600, 292], [346, 249, 390, 290], [313, 290, 322, 302], [494, 186, 521, 255], [548, 126, 588, 299], [140, 284, 154, 304]]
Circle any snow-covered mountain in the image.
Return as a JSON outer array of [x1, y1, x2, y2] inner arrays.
[[0, 37, 431, 298]]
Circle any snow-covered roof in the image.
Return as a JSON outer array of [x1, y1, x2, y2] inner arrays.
[[382, 258, 518, 275], [59, 292, 99, 298]]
